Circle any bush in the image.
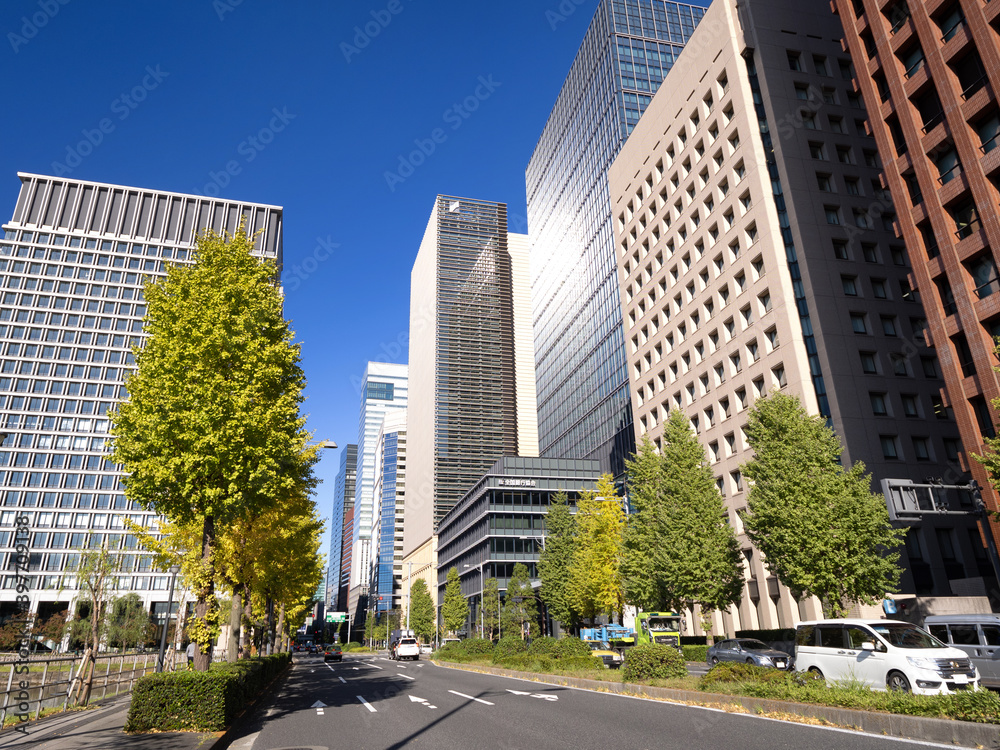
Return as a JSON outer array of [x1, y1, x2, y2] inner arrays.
[[700, 661, 813, 688], [492, 636, 528, 662], [554, 637, 592, 659], [682, 645, 708, 662], [461, 638, 495, 656], [341, 642, 363, 651], [622, 643, 687, 682], [527, 636, 558, 656], [124, 654, 290, 733]]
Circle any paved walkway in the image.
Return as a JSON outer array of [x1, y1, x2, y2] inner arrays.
[[0, 694, 220, 750]]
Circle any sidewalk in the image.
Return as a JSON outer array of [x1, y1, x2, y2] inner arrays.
[[0, 694, 221, 750]]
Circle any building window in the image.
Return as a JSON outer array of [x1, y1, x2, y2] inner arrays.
[[842, 276, 858, 296], [809, 142, 827, 160], [851, 313, 868, 334], [881, 316, 898, 336], [860, 351, 878, 373], [825, 206, 841, 225], [902, 394, 919, 417], [872, 278, 887, 299], [833, 240, 849, 260], [880, 435, 900, 459], [912, 437, 930, 461], [870, 392, 888, 416]]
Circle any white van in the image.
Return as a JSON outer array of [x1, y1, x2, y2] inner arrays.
[[794, 619, 979, 695], [924, 614, 1000, 688]]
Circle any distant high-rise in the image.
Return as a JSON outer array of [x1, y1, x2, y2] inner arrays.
[[348, 362, 407, 621], [327, 443, 356, 613], [0, 172, 282, 628], [526, 0, 706, 476], [370, 411, 406, 615], [404, 196, 537, 559]]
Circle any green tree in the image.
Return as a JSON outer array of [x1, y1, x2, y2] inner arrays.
[[538, 491, 578, 633], [107, 593, 155, 650], [741, 391, 905, 618], [67, 540, 122, 705], [621, 435, 670, 612], [481, 577, 501, 641], [408, 579, 435, 643], [567, 475, 625, 623], [502, 563, 538, 640], [110, 225, 317, 670], [441, 567, 469, 636]]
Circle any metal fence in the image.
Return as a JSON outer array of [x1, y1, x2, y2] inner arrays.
[[0, 650, 166, 727]]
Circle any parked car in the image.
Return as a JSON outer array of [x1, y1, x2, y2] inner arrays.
[[322, 644, 343, 662], [584, 640, 623, 669], [707, 638, 791, 669], [924, 614, 1000, 689], [794, 619, 980, 695]]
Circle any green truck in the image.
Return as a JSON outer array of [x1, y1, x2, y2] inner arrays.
[[634, 611, 683, 651]]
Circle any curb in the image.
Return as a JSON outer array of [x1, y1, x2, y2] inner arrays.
[[436, 661, 1000, 749], [208, 659, 294, 750]]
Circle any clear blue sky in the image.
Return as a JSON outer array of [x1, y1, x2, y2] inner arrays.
[[0, 0, 703, 560]]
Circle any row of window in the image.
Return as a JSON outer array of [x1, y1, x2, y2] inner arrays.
[[0, 257, 162, 278], [1, 574, 174, 591], [3, 232, 189, 258]]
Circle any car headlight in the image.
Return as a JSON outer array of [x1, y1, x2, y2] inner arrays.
[[906, 657, 941, 671], [757, 656, 772, 665]]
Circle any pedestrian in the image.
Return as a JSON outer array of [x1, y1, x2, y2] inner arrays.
[[186, 641, 196, 668]]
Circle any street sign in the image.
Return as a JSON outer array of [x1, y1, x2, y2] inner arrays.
[[325, 611, 347, 623]]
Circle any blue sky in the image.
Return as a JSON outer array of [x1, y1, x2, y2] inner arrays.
[[0, 1, 699, 558]]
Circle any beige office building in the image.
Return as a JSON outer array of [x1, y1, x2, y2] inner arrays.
[[610, 0, 981, 633]]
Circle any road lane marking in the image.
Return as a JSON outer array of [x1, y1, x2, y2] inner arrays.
[[505, 689, 558, 701], [409, 695, 436, 709], [368, 663, 384, 670], [339, 676, 347, 683], [449, 690, 494, 705], [397, 673, 415, 680], [357, 696, 377, 712]]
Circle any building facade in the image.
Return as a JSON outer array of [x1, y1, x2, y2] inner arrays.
[[404, 196, 538, 561], [832, 0, 1000, 540], [435, 456, 601, 637], [347, 362, 407, 623], [370, 410, 406, 616], [0, 172, 282, 627], [526, 0, 706, 477], [609, 0, 987, 633], [327, 442, 357, 613]]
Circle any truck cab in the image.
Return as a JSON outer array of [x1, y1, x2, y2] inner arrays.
[[635, 611, 683, 650]]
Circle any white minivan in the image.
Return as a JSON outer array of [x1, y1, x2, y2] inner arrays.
[[794, 619, 980, 694]]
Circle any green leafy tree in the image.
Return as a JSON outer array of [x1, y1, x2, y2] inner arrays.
[[623, 416, 743, 635], [741, 391, 905, 618], [408, 579, 435, 643], [567, 475, 625, 623], [481, 577, 501, 641], [107, 593, 156, 650], [502, 563, 538, 640], [441, 567, 469, 636], [538, 491, 578, 633], [110, 225, 317, 670], [67, 540, 122, 705], [973, 346, 1000, 499]]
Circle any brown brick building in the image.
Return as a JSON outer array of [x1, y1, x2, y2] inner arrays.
[[833, 0, 1000, 535]]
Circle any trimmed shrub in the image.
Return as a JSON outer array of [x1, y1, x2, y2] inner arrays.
[[622, 643, 687, 682], [493, 636, 528, 662], [554, 637, 592, 659], [700, 661, 811, 688], [461, 638, 495, 656], [341, 642, 363, 652], [527, 636, 558, 656], [559, 655, 606, 671], [682, 645, 708, 662]]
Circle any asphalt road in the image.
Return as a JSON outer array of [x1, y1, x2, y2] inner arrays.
[[230, 653, 965, 750]]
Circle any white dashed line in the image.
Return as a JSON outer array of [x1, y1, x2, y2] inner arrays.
[[357, 696, 377, 712], [397, 673, 415, 680]]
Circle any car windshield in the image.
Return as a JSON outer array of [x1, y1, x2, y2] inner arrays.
[[648, 617, 681, 631], [400, 639, 417, 645], [589, 641, 612, 650], [737, 639, 771, 651], [869, 623, 946, 649]]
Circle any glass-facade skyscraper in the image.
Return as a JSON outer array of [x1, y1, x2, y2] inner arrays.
[[370, 411, 405, 615], [327, 442, 356, 613], [526, 0, 705, 475], [0, 172, 282, 623]]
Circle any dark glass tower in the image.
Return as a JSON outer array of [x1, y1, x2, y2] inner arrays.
[[327, 443, 356, 612], [526, 0, 705, 475]]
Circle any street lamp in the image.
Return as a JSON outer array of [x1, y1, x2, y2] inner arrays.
[[463, 561, 485, 639], [156, 565, 181, 673]]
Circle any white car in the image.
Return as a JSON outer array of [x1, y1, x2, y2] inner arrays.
[[794, 619, 980, 695], [393, 637, 420, 661]]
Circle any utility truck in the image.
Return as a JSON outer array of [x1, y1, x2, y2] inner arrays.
[[635, 611, 683, 651]]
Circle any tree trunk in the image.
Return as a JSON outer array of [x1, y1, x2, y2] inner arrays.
[[227, 594, 241, 662], [264, 597, 274, 656], [275, 604, 286, 653], [193, 515, 215, 671], [241, 584, 252, 658]]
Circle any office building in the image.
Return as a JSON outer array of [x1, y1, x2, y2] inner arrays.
[[370, 410, 406, 615], [832, 0, 1000, 535], [526, 0, 706, 477], [436, 456, 601, 637], [347, 362, 407, 623], [0, 172, 282, 626], [609, 0, 986, 633], [327, 443, 357, 613], [404, 196, 538, 563]]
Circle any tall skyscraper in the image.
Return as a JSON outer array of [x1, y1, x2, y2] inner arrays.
[[327, 443, 356, 613], [370, 410, 406, 615], [404, 195, 538, 560], [610, 0, 983, 632], [0, 172, 282, 625], [526, 0, 706, 476], [832, 0, 1000, 536], [347, 362, 407, 621]]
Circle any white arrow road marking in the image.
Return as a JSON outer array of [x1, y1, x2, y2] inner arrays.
[[408, 695, 437, 709], [357, 696, 377, 713], [531, 694, 558, 701], [397, 673, 415, 680], [352, 667, 359, 670], [449, 690, 494, 705], [397, 665, 407, 669], [311, 700, 327, 708], [339, 676, 347, 684], [506, 690, 531, 696]]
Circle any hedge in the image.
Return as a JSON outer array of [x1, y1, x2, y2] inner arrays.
[[682, 645, 708, 662], [125, 653, 291, 733], [622, 643, 687, 682]]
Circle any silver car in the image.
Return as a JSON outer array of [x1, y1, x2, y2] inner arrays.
[[707, 638, 792, 669]]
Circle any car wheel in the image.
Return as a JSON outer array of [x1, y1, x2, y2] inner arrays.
[[808, 667, 824, 680], [745, 658, 755, 665], [710, 656, 719, 665], [887, 671, 911, 692]]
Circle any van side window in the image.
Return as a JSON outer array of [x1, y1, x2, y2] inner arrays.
[[817, 626, 845, 648], [950, 625, 980, 645], [846, 625, 874, 649], [983, 625, 1000, 647], [796, 625, 815, 647], [927, 624, 949, 642]]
